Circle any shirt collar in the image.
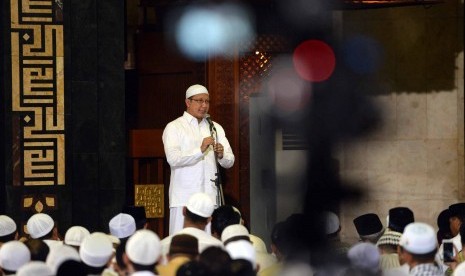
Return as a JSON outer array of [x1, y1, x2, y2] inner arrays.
[[183, 111, 206, 125]]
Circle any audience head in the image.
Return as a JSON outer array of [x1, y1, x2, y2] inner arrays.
[[322, 211, 341, 236], [437, 209, 452, 244], [109, 213, 136, 240], [64, 226, 90, 249], [0, 215, 17, 243], [176, 260, 209, 276], [230, 259, 255, 276], [187, 193, 215, 217], [46, 244, 81, 274], [125, 229, 161, 271], [449, 203, 465, 236], [211, 205, 241, 238], [388, 207, 414, 233], [0, 240, 31, 273], [221, 224, 250, 245], [198, 246, 231, 276], [353, 213, 384, 243], [399, 222, 437, 264], [24, 239, 50, 261], [226, 240, 257, 270], [169, 234, 199, 258], [16, 261, 53, 276], [56, 260, 87, 276], [376, 229, 402, 253], [249, 234, 268, 253], [79, 232, 113, 273], [347, 242, 380, 274], [26, 213, 55, 239], [122, 205, 147, 230], [184, 193, 215, 225]]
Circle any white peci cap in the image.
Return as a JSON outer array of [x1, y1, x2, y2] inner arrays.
[[109, 213, 136, 239], [16, 261, 53, 276], [221, 224, 250, 244], [347, 242, 380, 274], [249, 234, 267, 253], [323, 211, 340, 235], [0, 241, 31, 271], [126, 229, 161, 265], [399, 222, 437, 254], [27, 213, 54, 239], [79, 232, 113, 267], [0, 215, 17, 237], [64, 226, 90, 247], [186, 84, 208, 99], [46, 244, 80, 274], [225, 240, 257, 269], [186, 193, 214, 218]]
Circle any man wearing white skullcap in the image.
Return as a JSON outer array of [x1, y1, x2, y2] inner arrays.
[[64, 225, 90, 250], [46, 244, 81, 274], [163, 84, 235, 235], [79, 232, 113, 275], [0, 215, 17, 246], [226, 240, 258, 271], [347, 242, 381, 274], [398, 222, 441, 276], [0, 240, 31, 274], [160, 193, 223, 263], [16, 261, 53, 276], [322, 211, 351, 255], [124, 229, 161, 275], [109, 213, 136, 240], [26, 213, 62, 249]]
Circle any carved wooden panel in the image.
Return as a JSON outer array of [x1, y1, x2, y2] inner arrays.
[[208, 56, 240, 207]]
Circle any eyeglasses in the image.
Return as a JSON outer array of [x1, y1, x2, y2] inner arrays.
[[190, 98, 210, 105]]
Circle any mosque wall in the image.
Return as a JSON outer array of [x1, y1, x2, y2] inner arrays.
[[1, 0, 126, 234], [336, 0, 464, 243]]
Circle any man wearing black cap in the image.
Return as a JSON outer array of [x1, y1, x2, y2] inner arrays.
[[437, 203, 465, 273], [388, 207, 414, 233], [353, 213, 384, 244]]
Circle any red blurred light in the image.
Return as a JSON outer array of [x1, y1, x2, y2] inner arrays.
[[293, 40, 336, 82]]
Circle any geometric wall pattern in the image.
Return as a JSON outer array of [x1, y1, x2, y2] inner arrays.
[[10, 0, 65, 188]]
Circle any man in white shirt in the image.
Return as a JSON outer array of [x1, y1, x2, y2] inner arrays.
[[163, 84, 235, 235], [398, 222, 442, 276], [160, 193, 224, 263]]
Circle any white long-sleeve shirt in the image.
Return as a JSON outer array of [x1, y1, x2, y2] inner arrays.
[[162, 112, 234, 207]]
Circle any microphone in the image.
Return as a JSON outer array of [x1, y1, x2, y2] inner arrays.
[[205, 114, 217, 134]]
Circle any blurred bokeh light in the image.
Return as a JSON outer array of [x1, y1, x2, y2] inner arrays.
[[343, 35, 384, 74], [293, 40, 336, 82], [260, 56, 312, 120], [174, 3, 255, 61]]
